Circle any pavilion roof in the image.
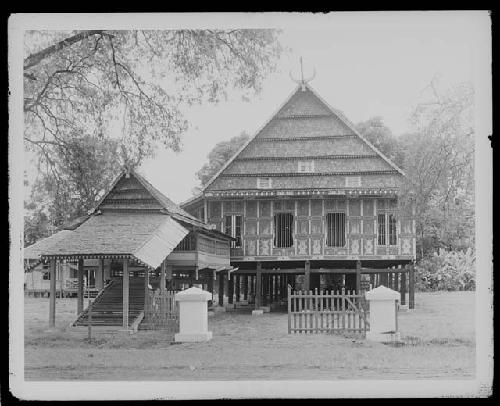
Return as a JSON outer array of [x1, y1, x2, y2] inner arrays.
[[39, 212, 189, 269], [24, 229, 74, 261]]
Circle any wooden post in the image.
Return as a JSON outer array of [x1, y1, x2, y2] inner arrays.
[[122, 259, 129, 328], [49, 259, 56, 327], [263, 273, 270, 306], [287, 285, 292, 334], [400, 268, 407, 305], [160, 260, 166, 294], [228, 273, 234, 305], [218, 271, 225, 307], [304, 260, 311, 292], [165, 263, 173, 290], [370, 273, 375, 289], [235, 274, 240, 302], [255, 262, 262, 309], [269, 274, 274, 304], [144, 268, 150, 318], [409, 265, 415, 309], [96, 259, 104, 291], [87, 299, 93, 341], [207, 270, 214, 293], [356, 260, 361, 294], [243, 275, 248, 301], [103, 260, 111, 283], [77, 258, 84, 315]]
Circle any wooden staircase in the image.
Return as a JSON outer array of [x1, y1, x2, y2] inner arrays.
[[73, 277, 145, 327]]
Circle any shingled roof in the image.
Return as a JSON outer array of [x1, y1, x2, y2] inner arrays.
[[24, 230, 74, 261], [35, 169, 232, 268], [202, 84, 405, 195]]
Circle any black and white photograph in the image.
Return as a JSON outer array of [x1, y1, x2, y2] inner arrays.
[[8, 11, 492, 399]]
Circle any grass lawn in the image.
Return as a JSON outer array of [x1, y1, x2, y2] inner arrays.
[[23, 291, 475, 381]]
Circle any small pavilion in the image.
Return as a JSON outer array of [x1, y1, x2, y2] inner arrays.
[[37, 169, 233, 328]]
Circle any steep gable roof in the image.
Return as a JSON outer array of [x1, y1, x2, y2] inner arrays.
[[202, 83, 404, 194]]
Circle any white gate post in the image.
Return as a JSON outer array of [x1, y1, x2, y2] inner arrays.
[[174, 287, 213, 342], [365, 285, 400, 342]]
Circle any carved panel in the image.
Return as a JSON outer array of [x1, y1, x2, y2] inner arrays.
[[259, 219, 272, 235], [297, 199, 309, 216], [311, 219, 322, 234], [246, 201, 257, 218], [311, 200, 322, 216], [297, 239, 309, 255], [350, 219, 361, 234], [298, 219, 309, 234], [245, 220, 257, 235], [401, 238, 412, 255], [363, 199, 374, 216], [364, 239, 374, 255], [364, 220, 374, 235], [349, 200, 361, 216], [246, 239, 256, 256], [259, 238, 271, 256], [350, 239, 360, 255], [312, 239, 322, 255], [259, 201, 271, 217]]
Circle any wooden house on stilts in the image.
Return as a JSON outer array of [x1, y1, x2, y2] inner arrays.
[[181, 82, 417, 311], [36, 169, 234, 329]]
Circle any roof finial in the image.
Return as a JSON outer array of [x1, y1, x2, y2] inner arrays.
[[289, 57, 316, 91]]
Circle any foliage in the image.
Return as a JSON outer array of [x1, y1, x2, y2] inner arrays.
[[23, 30, 283, 242], [397, 78, 475, 258], [24, 135, 121, 245], [414, 248, 475, 291], [355, 116, 405, 169], [195, 131, 251, 189]]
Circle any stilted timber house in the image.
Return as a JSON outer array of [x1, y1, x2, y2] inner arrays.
[[34, 169, 234, 328], [181, 82, 417, 310]]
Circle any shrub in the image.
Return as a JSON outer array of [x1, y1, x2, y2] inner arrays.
[[414, 248, 475, 291]]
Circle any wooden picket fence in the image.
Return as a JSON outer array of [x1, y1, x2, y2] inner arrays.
[[142, 289, 179, 330], [287, 286, 369, 335]]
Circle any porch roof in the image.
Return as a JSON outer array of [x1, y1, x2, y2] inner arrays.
[[24, 229, 74, 261], [40, 212, 189, 269]]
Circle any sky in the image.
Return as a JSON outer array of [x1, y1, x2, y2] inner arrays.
[[138, 11, 486, 204]]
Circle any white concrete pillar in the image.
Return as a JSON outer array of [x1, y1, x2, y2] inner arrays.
[[365, 285, 400, 342], [174, 287, 213, 342]]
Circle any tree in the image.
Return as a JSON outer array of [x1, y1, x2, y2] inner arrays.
[[194, 131, 251, 191], [398, 78, 475, 258], [23, 30, 283, 241], [355, 116, 405, 169], [24, 135, 121, 245]]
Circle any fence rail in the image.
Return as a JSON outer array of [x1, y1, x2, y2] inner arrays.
[[143, 289, 179, 330], [287, 287, 369, 335]]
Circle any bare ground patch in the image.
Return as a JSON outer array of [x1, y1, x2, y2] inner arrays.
[[23, 292, 475, 380]]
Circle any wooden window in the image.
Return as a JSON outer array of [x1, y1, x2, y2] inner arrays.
[[326, 212, 346, 247], [345, 176, 361, 187], [298, 161, 315, 173], [273, 212, 294, 248], [257, 177, 272, 189], [378, 213, 397, 246], [42, 271, 50, 280], [225, 215, 242, 248]]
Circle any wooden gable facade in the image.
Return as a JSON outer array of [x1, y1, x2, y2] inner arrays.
[[184, 84, 416, 264], [182, 84, 417, 310]]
